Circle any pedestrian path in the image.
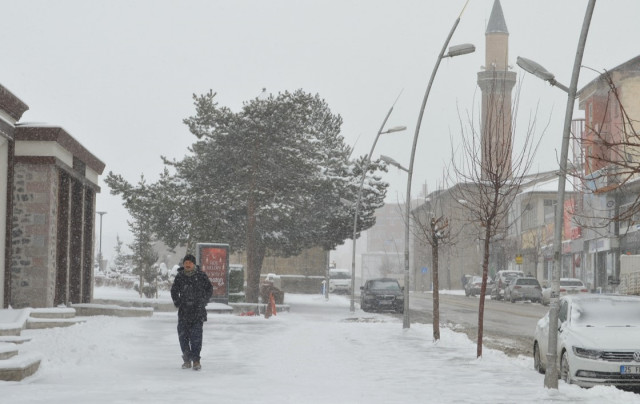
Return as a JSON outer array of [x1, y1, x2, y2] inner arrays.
[[1, 292, 638, 404]]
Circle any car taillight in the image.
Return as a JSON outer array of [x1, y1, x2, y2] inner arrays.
[[514, 285, 521, 289], [559, 288, 566, 292], [580, 288, 588, 292]]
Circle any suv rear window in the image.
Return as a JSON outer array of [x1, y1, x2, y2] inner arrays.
[[516, 278, 540, 286]]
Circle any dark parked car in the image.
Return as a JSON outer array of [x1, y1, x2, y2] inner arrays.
[[360, 278, 404, 313]]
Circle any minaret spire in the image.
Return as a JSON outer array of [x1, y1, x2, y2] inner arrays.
[[486, 0, 508, 35], [477, 0, 516, 179]]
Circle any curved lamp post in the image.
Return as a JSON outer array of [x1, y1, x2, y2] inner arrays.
[[402, 19, 475, 328], [349, 119, 406, 312], [516, 0, 595, 388]]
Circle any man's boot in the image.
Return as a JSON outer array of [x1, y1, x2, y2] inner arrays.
[[193, 361, 201, 371], [182, 354, 192, 369]]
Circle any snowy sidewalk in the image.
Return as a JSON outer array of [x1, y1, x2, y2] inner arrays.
[[0, 290, 639, 403]]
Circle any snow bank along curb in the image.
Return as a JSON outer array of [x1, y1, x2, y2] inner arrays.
[[91, 298, 290, 315], [0, 304, 154, 382], [71, 303, 153, 317]]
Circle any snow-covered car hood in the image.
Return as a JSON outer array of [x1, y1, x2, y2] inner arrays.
[[563, 325, 640, 350]]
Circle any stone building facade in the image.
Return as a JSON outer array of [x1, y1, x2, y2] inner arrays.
[[10, 126, 104, 308], [0, 84, 29, 308]]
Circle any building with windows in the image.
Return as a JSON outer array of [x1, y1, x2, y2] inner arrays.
[[578, 55, 640, 292]]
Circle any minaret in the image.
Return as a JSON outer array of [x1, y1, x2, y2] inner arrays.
[[477, 0, 516, 180]]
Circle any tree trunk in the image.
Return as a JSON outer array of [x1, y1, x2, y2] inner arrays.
[[246, 241, 266, 303], [432, 235, 440, 341], [245, 196, 260, 303], [244, 189, 267, 304], [476, 224, 492, 358]]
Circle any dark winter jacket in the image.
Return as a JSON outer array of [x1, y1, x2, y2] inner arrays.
[[171, 265, 213, 323]]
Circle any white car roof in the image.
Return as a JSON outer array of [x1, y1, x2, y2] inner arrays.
[[562, 294, 640, 303]]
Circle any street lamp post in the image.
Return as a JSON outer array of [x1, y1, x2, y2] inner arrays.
[[402, 14, 475, 328], [97, 211, 107, 272], [516, 0, 595, 388], [349, 112, 406, 312]]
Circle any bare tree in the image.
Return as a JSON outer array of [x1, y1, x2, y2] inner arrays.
[[449, 77, 540, 357], [411, 190, 453, 342]]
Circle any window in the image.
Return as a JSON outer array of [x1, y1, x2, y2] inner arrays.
[[544, 199, 555, 223], [517, 278, 540, 286], [521, 203, 536, 230], [559, 301, 568, 323], [620, 202, 640, 229]]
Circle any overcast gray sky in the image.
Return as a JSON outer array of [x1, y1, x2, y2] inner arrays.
[[1, 0, 638, 262]]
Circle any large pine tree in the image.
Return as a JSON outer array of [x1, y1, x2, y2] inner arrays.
[[107, 89, 387, 302]]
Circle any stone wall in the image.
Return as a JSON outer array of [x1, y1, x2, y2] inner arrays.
[[250, 246, 329, 277], [11, 164, 58, 308]]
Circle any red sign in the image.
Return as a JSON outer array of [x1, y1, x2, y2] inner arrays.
[[197, 243, 229, 304]]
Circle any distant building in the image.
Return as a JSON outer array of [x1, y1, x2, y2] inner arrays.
[[359, 202, 404, 287]]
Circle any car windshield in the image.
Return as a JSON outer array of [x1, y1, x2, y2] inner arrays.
[[370, 280, 401, 290], [571, 297, 640, 326], [330, 272, 350, 280]]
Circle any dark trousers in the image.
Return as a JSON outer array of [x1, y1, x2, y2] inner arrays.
[[178, 319, 204, 361]]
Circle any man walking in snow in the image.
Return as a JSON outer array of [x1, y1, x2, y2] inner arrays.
[[171, 254, 213, 371]]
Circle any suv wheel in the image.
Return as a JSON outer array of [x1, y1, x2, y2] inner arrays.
[[561, 351, 573, 384]]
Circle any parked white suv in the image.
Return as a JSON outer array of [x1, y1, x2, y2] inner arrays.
[[329, 269, 352, 294], [490, 270, 524, 301]]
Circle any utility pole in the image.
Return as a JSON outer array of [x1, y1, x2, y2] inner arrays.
[[97, 211, 107, 271]]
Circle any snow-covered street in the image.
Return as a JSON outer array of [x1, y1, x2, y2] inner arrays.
[[1, 288, 639, 403]]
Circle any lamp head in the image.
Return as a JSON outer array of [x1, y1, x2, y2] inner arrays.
[[380, 154, 409, 172], [447, 43, 475, 57], [384, 125, 407, 134], [516, 56, 555, 81]]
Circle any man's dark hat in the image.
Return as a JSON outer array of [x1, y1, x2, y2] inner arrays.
[[183, 254, 196, 265]]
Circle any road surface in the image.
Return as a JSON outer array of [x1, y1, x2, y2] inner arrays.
[[406, 291, 549, 357]]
